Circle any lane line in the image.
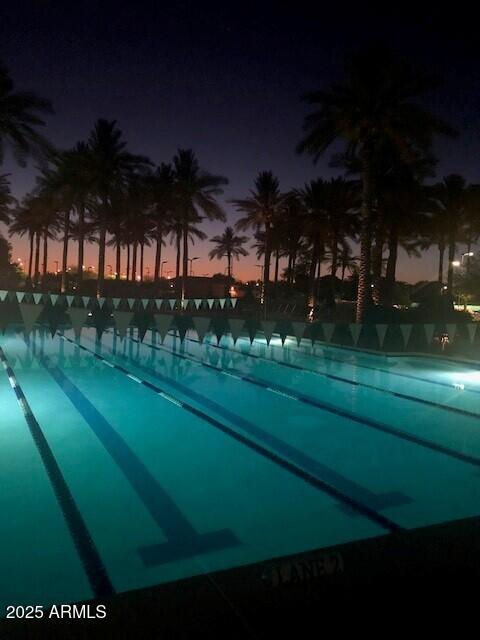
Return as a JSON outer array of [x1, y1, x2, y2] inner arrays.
[[0, 345, 114, 599]]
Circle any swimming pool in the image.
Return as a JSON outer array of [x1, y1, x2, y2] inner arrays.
[[1, 325, 480, 610]]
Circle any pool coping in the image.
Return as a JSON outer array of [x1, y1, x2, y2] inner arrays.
[[3, 514, 480, 637]]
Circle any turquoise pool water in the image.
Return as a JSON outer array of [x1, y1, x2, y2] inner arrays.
[[1, 326, 480, 609]]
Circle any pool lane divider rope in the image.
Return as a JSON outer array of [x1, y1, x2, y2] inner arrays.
[[182, 332, 480, 399], [0, 345, 115, 599], [126, 332, 480, 471], [59, 334, 403, 534]]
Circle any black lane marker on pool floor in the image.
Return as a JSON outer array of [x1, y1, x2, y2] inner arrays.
[[35, 349, 240, 568], [66, 334, 404, 533], [126, 333, 480, 471], [0, 346, 114, 599]]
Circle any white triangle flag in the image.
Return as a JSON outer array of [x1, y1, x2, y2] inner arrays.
[[155, 299, 164, 310], [467, 323, 477, 344], [98, 297, 106, 308], [349, 323, 362, 346], [154, 314, 174, 342], [127, 298, 135, 310], [207, 299, 214, 309], [33, 293, 44, 305], [50, 294, 59, 306], [194, 299, 202, 310], [68, 308, 89, 339], [376, 324, 388, 347], [181, 299, 188, 310], [192, 317, 211, 343], [66, 295, 74, 307], [113, 311, 134, 339], [424, 324, 435, 344], [291, 321, 306, 346], [322, 323, 335, 343], [142, 298, 150, 310], [16, 292, 26, 303], [261, 320, 276, 346], [19, 303, 43, 335], [446, 324, 457, 343], [231, 298, 238, 309], [400, 324, 413, 347], [168, 299, 176, 310], [82, 296, 90, 308], [0, 290, 8, 302], [219, 298, 226, 309], [228, 319, 245, 344], [112, 298, 121, 309]]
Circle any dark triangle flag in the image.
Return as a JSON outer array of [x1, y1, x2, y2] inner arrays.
[[244, 318, 258, 344], [19, 303, 44, 335], [113, 311, 134, 339], [261, 320, 276, 346], [211, 317, 229, 344], [68, 308, 89, 339], [228, 318, 245, 344], [135, 312, 153, 342], [154, 314, 174, 343], [192, 317, 211, 343], [92, 307, 111, 339], [46, 306, 65, 338], [291, 321, 306, 346]]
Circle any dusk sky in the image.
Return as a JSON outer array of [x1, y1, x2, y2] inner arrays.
[[1, 1, 479, 282]]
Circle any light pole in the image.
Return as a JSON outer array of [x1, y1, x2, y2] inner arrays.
[[160, 260, 168, 278], [255, 263, 265, 312], [54, 260, 59, 274], [188, 257, 200, 276]]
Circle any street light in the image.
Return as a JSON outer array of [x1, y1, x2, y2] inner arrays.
[[188, 257, 200, 276], [160, 260, 168, 278]]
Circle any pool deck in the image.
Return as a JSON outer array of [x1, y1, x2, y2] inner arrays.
[[3, 514, 480, 638]]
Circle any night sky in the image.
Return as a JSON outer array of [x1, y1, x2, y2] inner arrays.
[[1, 1, 479, 282]]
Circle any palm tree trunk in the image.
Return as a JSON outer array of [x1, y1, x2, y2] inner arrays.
[[371, 219, 384, 305], [263, 222, 272, 304], [126, 244, 130, 281], [154, 228, 162, 282], [176, 232, 181, 279], [28, 233, 34, 279], [132, 241, 138, 282], [42, 232, 48, 279], [182, 221, 189, 299], [438, 242, 445, 283], [96, 222, 107, 297], [61, 210, 71, 293], [308, 241, 318, 305], [274, 249, 280, 284], [140, 243, 144, 282], [384, 222, 399, 306], [115, 242, 121, 279], [356, 149, 374, 322], [446, 236, 456, 294], [227, 251, 232, 279], [77, 204, 85, 282], [34, 233, 40, 286]]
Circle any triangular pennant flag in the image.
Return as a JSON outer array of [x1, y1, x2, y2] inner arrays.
[[112, 298, 121, 309], [349, 323, 362, 346], [127, 298, 136, 310], [400, 324, 413, 347], [424, 324, 435, 344], [211, 317, 229, 344], [82, 296, 91, 308], [113, 311, 134, 339], [376, 324, 389, 348], [207, 299, 214, 309], [446, 324, 457, 343], [194, 299, 202, 310], [33, 293, 44, 305], [141, 298, 150, 310], [228, 319, 245, 344], [136, 312, 153, 342], [66, 295, 74, 307], [467, 323, 477, 344], [98, 297, 107, 309], [181, 299, 188, 310], [244, 318, 259, 344], [0, 290, 7, 302], [46, 306, 64, 338], [155, 299, 163, 310], [168, 299, 176, 310], [19, 303, 44, 335], [68, 307, 89, 339], [231, 298, 238, 309], [16, 292, 26, 303], [174, 315, 191, 342], [192, 317, 211, 343], [291, 321, 306, 346], [219, 298, 226, 309], [261, 320, 276, 346], [50, 294, 59, 306], [154, 314, 174, 342], [322, 323, 335, 343]]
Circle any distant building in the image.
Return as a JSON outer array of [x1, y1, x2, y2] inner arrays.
[[169, 276, 229, 298]]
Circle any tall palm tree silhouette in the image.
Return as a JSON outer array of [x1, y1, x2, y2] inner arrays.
[[208, 226, 249, 278]]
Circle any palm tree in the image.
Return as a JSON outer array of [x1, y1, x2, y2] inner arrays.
[[209, 226, 248, 278], [0, 174, 14, 225], [297, 47, 456, 321], [9, 205, 37, 279], [172, 149, 227, 298], [0, 62, 53, 166], [150, 163, 175, 282], [87, 119, 151, 296], [232, 171, 284, 302]]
